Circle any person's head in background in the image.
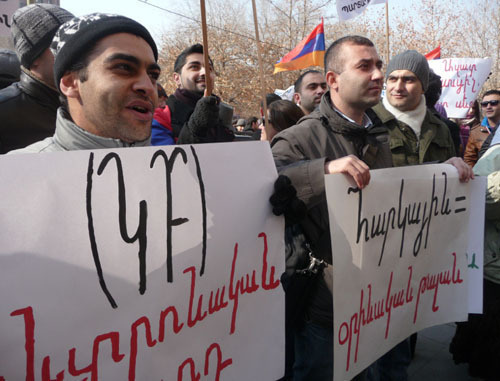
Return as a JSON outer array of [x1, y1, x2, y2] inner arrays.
[[157, 83, 167, 108], [260, 93, 282, 118], [260, 99, 304, 141]]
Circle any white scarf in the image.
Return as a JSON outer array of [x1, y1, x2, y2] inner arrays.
[[383, 94, 427, 138]]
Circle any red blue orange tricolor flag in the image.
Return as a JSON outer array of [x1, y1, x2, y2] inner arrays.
[[425, 46, 441, 60], [273, 19, 325, 74]]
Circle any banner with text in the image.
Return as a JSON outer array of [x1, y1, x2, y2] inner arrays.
[[429, 58, 492, 118], [325, 164, 485, 380], [0, 0, 17, 37], [336, 0, 386, 21], [0, 142, 284, 380]]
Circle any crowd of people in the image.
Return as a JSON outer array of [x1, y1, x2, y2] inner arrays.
[[0, 3, 499, 381]]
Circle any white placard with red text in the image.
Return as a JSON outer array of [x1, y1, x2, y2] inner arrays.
[[325, 164, 485, 381], [0, 142, 284, 380], [429, 58, 492, 118], [0, 0, 18, 37]]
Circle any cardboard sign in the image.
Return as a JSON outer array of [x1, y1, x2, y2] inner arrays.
[[0, 0, 17, 37], [0, 142, 285, 380], [429, 58, 492, 118], [325, 164, 485, 380]]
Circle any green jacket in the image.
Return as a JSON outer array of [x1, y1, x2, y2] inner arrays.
[[373, 102, 456, 167], [474, 145, 500, 284]]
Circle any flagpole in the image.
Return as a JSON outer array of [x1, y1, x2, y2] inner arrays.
[[385, 0, 390, 64], [251, 0, 269, 131], [200, 0, 212, 96]]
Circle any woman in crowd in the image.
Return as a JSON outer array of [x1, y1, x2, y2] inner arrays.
[[458, 100, 480, 157], [260, 100, 304, 142]]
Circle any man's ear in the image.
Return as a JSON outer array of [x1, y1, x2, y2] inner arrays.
[[59, 72, 80, 99], [293, 92, 301, 105], [326, 71, 338, 91], [173, 72, 181, 88]]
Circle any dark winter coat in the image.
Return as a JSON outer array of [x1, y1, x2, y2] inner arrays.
[[271, 92, 393, 327], [0, 70, 60, 153]]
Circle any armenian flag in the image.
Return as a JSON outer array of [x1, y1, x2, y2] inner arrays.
[[425, 46, 441, 60], [273, 19, 325, 74]]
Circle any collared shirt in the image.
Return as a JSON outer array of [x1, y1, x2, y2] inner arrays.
[[332, 106, 373, 128]]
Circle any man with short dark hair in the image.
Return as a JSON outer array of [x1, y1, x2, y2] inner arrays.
[[10, 13, 160, 154], [293, 69, 326, 115], [0, 4, 73, 153], [465, 89, 500, 167], [373, 50, 471, 182], [151, 43, 233, 145], [271, 35, 390, 380]]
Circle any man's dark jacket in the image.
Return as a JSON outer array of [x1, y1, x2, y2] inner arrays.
[[0, 70, 60, 153], [271, 92, 393, 327]]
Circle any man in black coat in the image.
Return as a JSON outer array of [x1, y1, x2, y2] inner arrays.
[[0, 4, 73, 153], [151, 44, 234, 145]]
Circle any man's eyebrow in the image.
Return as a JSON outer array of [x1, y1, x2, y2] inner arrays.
[[356, 58, 375, 65], [148, 63, 161, 72], [187, 60, 202, 66], [104, 53, 141, 66], [388, 74, 417, 80], [307, 82, 326, 87]]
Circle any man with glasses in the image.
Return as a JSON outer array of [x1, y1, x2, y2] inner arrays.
[[464, 89, 500, 167]]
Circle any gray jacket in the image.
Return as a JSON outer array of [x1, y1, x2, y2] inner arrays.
[[9, 108, 151, 154], [271, 92, 393, 326]]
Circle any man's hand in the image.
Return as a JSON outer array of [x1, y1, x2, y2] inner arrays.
[[324, 155, 370, 189], [445, 157, 474, 183]]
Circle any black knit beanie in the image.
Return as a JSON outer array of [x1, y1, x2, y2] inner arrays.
[[51, 13, 158, 91], [11, 4, 74, 69]]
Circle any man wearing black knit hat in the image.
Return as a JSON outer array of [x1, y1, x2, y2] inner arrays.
[[11, 13, 161, 154], [0, 4, 73, 153]]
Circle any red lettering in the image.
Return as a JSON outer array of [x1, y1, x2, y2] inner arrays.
[[228, 244, 241, 334], [184, 266, 208, 328], [385, 272, 394, 339], [204, 342, 232, 380], [259, 232, 280, 290], [129, 317, 157, 381], [451, 252, 463, 284], [158, 306, 184, 342], [177, 358, 200, 381], [41, 357, 64, 381], [406, 266, 414, 303], [10, 306, 35, 381], [208, 286, 228, 314]]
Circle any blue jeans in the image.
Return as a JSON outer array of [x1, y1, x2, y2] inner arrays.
[[293, 321, 368, 381], [293, 321, 334, 381], [366, 338, 411, 381]]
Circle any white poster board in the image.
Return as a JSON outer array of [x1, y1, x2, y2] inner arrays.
[[325, 164, 485, 381], [429, 58, 492, 118], [0, 0, 17, 37], [0, 142, 285, 380]]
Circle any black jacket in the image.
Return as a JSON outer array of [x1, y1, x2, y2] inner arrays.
[[0, 71, 60, 153], [271, 93, 393, 327], [167, 90, 234, 144]]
